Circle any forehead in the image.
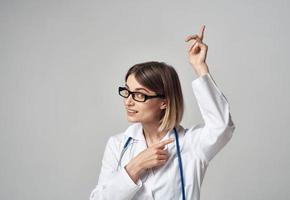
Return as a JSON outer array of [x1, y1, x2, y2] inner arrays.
[[125, 74, 153, 94]]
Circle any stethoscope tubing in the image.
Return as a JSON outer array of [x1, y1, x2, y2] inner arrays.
[[117, 127, 186, 200]]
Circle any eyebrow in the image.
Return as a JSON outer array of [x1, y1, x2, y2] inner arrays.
[[125, 83, 150, 93]]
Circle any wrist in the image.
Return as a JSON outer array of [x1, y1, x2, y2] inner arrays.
[[192, 63, 209, 76], [125, 161, 142, 183]]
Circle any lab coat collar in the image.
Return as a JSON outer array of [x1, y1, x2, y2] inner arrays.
[[124, 122, 146, 141], [124, 122, 184, 142]]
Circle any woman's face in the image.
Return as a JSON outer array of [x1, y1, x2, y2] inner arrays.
[[124, 74, 166, 124]]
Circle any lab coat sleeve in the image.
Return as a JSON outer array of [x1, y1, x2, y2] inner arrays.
[[89, 136, 143, 200], [189, 73, 236, 163]]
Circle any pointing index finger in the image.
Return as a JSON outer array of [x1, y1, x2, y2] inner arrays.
[[198, 25, 205, 41], [156, 138, 175, 149]]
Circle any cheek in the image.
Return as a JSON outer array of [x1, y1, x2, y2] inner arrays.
[[123, 100, 161, 117], [139, 104, 161, 118]]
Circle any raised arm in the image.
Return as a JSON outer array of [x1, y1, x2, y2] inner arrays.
[[190, 73, 235, 163], [185, 25, 236, 163]]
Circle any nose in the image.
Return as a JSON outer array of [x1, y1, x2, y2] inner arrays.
[[124, 93, 134, 105]]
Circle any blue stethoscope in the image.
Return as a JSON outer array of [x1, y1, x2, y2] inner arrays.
[[117, 127, 186, 200]]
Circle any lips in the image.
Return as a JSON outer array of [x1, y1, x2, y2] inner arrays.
[[126, 108, 138, 113]]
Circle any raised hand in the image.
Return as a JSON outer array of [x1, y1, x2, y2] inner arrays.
[[185, 25, 209, 76]]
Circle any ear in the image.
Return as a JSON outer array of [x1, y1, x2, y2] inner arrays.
[[160, 100, 167, 110]]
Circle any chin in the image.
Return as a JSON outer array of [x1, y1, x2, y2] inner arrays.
[[126, 115, 140, 123], [127, 119, 141, 123]]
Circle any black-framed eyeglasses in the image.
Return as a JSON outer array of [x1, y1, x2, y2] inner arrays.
[[118, 87, 165, 102]]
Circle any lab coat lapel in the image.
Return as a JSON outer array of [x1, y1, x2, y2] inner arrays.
[[123, 123, 186, 155], [124, 122, 147, 154]]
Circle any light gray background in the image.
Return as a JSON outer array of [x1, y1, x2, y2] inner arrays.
[[1, 0, 289, 199]]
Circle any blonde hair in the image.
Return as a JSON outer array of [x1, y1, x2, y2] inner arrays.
[[125, 61, 184, 132]]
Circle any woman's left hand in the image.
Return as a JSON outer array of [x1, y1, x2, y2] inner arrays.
[[185, 25, 209, 76]]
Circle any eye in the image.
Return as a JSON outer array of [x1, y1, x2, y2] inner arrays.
[[120, 88, 129, 96], [136, 92, 144, 98], [134, 92, 145, 101]]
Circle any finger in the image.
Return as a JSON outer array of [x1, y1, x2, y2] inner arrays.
[[155, 138, 175, 149], [199, 42, 208, 54], [188, 40, 200, 52], [194, 41, 204, 54], [199, 42, 208, 49], [189, 38, 205, 53], [185, 34, 199, 42], [156, 154, 169, 160], [198, 25, 205, 41], [154, 159, 167, 167], [156, 149, 169, 155]]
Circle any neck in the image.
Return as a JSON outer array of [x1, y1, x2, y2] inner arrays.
[[142, 121, 167, 145]]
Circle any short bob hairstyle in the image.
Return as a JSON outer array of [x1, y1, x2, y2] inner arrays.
[[125, 61, 184, 133]]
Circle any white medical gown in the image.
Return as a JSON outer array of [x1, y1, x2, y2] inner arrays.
[[89, 73, 236, 200]]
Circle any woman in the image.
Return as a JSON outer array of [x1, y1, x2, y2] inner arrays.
[[89, 25, 236, 200]]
